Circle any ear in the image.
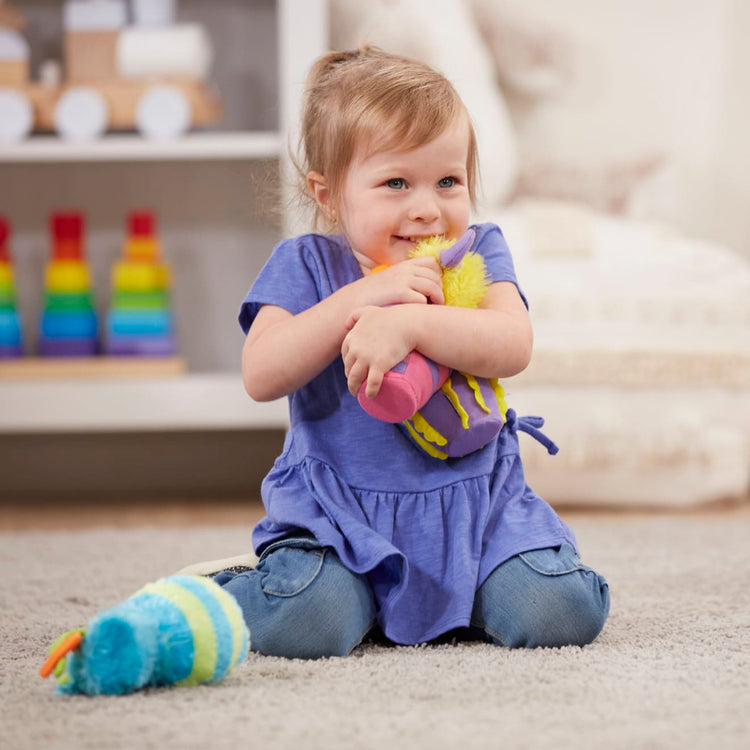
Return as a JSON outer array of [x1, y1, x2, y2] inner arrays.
[[307, 171, 334, 219]]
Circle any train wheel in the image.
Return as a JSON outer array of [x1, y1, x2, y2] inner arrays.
[[136, 85, 191, 140], [55, 87, 108, 141], [0, 88, 33, 143]]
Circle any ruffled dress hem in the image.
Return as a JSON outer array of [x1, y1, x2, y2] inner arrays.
[[252, 450, 576, 646]]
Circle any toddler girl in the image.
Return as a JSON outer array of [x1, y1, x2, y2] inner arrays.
[[213, 46, 609, 657]]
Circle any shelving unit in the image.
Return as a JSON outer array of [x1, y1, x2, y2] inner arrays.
[[0, 0, 328, 435]]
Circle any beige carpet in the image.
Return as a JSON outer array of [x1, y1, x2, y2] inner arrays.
[[1, 513, 749, 750]]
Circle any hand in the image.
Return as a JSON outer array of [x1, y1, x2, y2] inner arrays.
[[341, 306, 416, 398], [355, 256, 444, 308]]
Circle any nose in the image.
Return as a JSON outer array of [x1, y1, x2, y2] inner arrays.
[[407, 189, 440, 223]]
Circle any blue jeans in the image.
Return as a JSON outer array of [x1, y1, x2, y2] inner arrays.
[[216, 537, 609, 658]]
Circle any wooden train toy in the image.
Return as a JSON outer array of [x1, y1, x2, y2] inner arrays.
[[0, 0, 222, 142]]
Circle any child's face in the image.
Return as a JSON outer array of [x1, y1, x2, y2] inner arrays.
[[335, 117, 471, 272]]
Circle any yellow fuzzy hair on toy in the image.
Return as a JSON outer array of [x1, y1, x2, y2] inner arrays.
[[409, 235, 490, 308]]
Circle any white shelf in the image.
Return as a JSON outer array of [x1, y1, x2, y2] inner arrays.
[[0, 373, 289, 433], [0, 131, 283, 163]]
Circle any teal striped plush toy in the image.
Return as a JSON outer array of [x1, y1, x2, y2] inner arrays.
[[40, 575, 250, 695]]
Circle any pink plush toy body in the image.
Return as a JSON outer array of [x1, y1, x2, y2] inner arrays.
[[359, 350, 451, 423]]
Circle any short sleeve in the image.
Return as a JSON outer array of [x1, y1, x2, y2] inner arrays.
[[471, 223, 528, 309], [238, 235, 334, 334]]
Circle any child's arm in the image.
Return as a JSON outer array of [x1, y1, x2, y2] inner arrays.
[[342, 280, 532, 399], [242, 256, 444, 402]]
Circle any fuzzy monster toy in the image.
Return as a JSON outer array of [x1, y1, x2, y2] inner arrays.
[[357, 229, 509, 459], [40, 575, 249, 696]]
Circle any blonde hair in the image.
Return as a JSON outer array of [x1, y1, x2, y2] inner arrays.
[[295, 46, 479, 230]]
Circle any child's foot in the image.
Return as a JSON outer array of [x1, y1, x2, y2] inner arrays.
[[175, 552, 258, 578]]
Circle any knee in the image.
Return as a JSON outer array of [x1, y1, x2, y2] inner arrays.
[[227, 545, 375, 659], [475, 546, 610, 649], [519, 568, 610, 648], [270, 553, 375, 659]]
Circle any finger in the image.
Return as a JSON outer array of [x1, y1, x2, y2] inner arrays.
[[424, 280, 445, 305], [347, 361, 369, 396], [345, 308, 362, 330], [341, 339, 360, 380], [411, 276, 444, 305], [341, 334, 351, 366], [364, 369, 384, 399], [408, 261, 443, 282], [409, 255, 442, 272]]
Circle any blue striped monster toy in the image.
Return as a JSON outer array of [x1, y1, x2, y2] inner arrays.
[[40, 575, 250, 695]]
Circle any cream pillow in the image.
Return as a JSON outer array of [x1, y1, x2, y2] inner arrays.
[[468, 0, 728, 227]]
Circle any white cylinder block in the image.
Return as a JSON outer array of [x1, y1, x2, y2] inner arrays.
[[117, 24, 213, 80]]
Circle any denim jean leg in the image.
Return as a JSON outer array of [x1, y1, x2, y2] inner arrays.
[[471, 543, 610, 648], [217, 538, 377, 659]]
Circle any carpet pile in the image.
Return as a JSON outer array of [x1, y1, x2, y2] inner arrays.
[[1, 513, 748, 749]]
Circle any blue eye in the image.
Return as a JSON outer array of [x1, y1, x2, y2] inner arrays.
[[386, 178, 406, 189], [438, 177, 456, 188]]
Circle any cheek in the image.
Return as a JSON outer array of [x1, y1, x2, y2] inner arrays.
[[451, 200, 471, 229], [347, 201, 392, 236], [337, 203, 378, 254], [340, 195, 368, 227]]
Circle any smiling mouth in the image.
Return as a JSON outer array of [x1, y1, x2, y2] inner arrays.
[[396, 234, 440, 243]]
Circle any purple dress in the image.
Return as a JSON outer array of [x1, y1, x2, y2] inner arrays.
[[239, 223, 576, 645]]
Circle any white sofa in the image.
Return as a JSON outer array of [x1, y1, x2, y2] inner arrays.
[[489, 201, 750, 507]]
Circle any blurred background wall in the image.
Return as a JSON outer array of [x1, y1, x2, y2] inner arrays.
[[331, 0, 750, 259]]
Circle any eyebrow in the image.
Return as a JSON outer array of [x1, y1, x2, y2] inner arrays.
[[367, 160, 468, 176]]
